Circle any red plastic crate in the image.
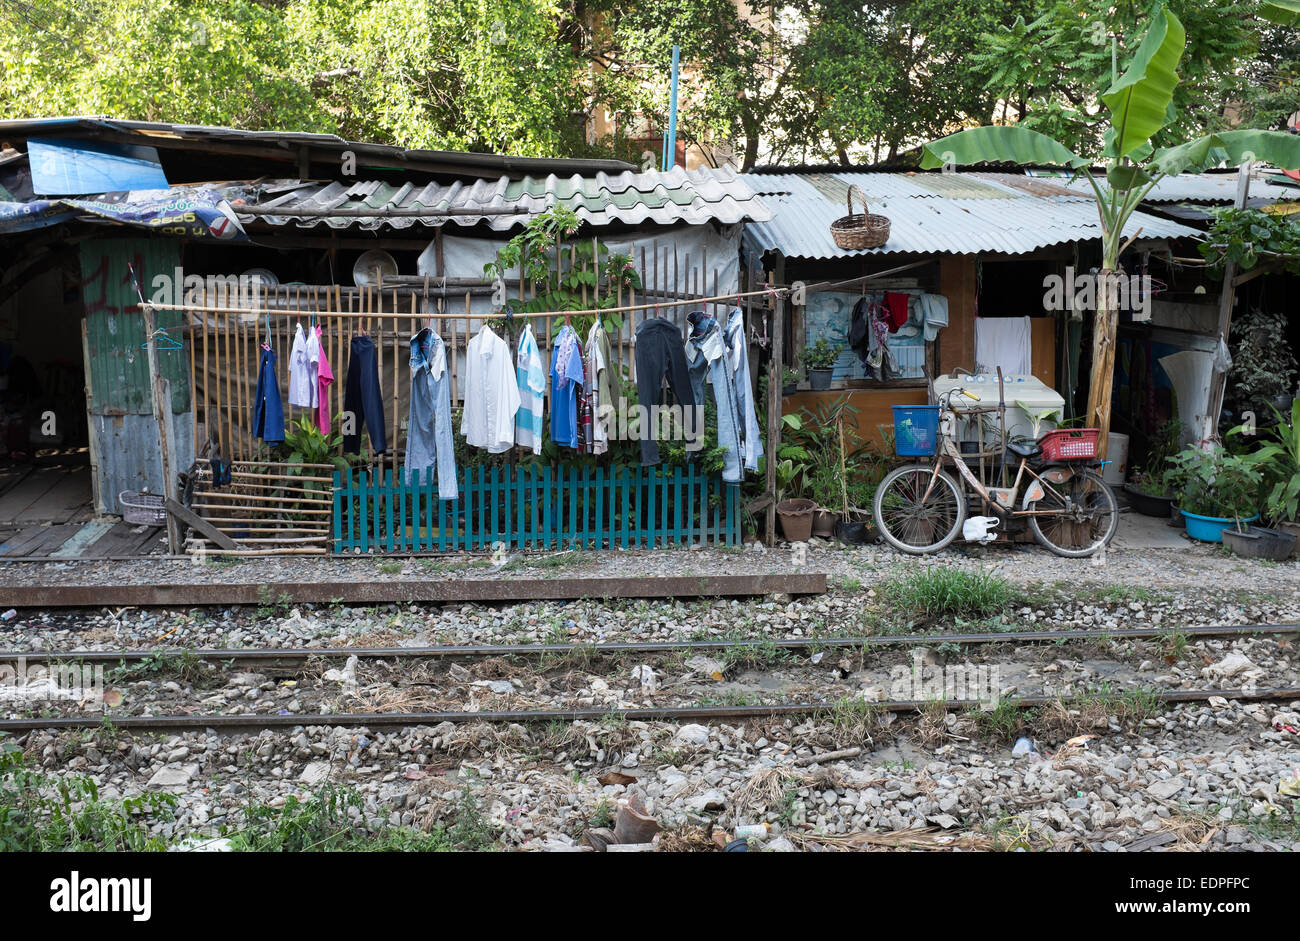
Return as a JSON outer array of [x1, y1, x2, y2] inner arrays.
[[1039, 428, 1099, 461]]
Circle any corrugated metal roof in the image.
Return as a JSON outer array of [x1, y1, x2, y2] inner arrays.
[[741, 170, 1203, 260], [239, 166, 771, 231], [1046, 170, 1300, 203]]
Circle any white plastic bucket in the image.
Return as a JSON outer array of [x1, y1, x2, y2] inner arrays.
[[1103, 432, 1128, 486]]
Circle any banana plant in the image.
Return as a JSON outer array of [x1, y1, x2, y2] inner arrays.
[[921, 5, 1300, 456]]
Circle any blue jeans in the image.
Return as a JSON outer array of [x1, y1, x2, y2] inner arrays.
[[726, 307, 763, 472], [405, 329, 458, 499], [686, 317, 743, 483]]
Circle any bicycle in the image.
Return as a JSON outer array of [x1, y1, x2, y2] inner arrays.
[[872, 386, 1119, 557]]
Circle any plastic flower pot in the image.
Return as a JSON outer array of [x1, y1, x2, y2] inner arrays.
[[1222, 525, 1297, 561], [811, 508, 837, 538], [1123, 482, 1173, 518], [1179, 509, 1259, 543], [808, 368, 833, 391], [776, 498, 815, 543]]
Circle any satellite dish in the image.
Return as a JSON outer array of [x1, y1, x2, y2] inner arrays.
[[353, 250, 399, 287]]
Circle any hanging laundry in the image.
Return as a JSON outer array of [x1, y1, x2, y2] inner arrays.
[[634, 317, 697, 467], [975, 316, 1032, 376], [725, 306, 763, 472], [586, 318, 619, 456], [288, 323, 315, 408], [342, 334, 387, 455], [406, 327, 458, 498], [686, 310, 743, 483], [549, 324, 585, 450], [314, 325, 334, 434], [462, 324, 519, 453], [515, 323, 545, 455], [884, 292, 910, 333], [252, 345, 285, 446], [917, 293, 949, 342]]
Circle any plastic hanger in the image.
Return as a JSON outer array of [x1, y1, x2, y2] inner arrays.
[[141, 328, 182, 351]]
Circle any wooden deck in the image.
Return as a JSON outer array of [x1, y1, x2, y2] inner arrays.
[[0, 458, 162, 560]]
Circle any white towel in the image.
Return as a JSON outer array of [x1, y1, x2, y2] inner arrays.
[[975, 316, 1032, 376]]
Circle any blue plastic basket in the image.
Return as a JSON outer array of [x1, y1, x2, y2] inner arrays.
[[892, 405, 941, 457]]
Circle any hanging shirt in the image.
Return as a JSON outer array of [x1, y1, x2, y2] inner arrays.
[[515, 323, 546, 455], [549, 324, 585, 449], [288, 323, 314, 408], [315, 326, 334, 434], [462, 324, 520, 453], [586, 321, 612, 455], [975, 316, 1032, 376], [253, 346, 285, 445]]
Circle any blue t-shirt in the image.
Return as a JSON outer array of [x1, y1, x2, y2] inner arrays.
[[549, 327, 585, 448]]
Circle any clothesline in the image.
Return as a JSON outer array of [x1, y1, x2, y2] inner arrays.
[[140, 284, 786, 321]]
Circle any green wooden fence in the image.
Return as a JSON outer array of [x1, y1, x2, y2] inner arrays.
[[332, 464, 740, 553]]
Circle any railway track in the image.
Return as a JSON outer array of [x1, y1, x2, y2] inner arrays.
[[2, 686, 1297, 733], [5, 620, 1297, 664]]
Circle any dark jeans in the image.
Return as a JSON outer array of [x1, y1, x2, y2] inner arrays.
[[634, 317, 697, 466], [343, 335, 387, 454]]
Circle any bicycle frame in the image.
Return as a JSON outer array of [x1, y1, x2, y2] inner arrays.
[[915, 428, 1089, 520]]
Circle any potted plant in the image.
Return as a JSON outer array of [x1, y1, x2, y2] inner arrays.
[[774, 414, 815, 542], [781, 366, 800, 396], [1162, 446, 1262, 543], [1124, 419, 1182, 518], [1250, 400, 1300, 558], [803, 339, 840, 391]]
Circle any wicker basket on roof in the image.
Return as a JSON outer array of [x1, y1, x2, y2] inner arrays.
[[829, 184, 890, 250]]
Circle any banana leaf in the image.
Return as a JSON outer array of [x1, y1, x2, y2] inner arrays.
[[1101, 6, 1186, 159], [1152, 129, 1300, 176], [1261, 0, 1300, 26], [920, 125, 1088, 170]]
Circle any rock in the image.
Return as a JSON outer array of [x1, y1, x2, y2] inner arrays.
[[1147, 778, 1186, 801], [147, 764, 199, 790], [300, 761, 331, 785], [928, 813, 960, 829], [686, 789, 727, 812], [674, 724, 711, 746], [1207, 653, 1256, 678], [766, 836, 797, 852]]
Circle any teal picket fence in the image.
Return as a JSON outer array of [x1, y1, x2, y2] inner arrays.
[[332, 464, 740, 553]]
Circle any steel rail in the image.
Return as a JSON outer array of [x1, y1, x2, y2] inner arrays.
[[5, 622, 1297, 664], [2, 686, 1297, 732]]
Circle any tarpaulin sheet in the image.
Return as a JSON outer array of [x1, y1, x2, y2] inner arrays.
[[28, 137, 168, 195], [0, 187, 247, 241]]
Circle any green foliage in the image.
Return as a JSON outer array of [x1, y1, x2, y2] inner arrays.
[[881, 568, 1016, 620], [1253, 400, 1300, 523], [1162, 445, 1263, 518], [0, 744, 177, 851], [1202, 208, 1300, 275], [1129, 418, 1183, 493], [108, 650, 209, 687], [802, 339, 841, 370], [1226, 308, 1299, 423]]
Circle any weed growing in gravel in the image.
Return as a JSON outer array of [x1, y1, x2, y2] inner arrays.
[[1159, 628, 1189, 663], [529, 551, 584, 570], [967, 699, 1032, 743], [254, 587, 294, 621], [836, 576, 863, 592], [882, 568, 1016, 621], [721, 635, 787, 671], [378, 561, 403, 575], [0, 742, 177, 851], [109, 650, 209, 688]]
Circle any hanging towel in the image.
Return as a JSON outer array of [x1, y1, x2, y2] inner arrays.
[[974, 316, 1032, 376], [917, 293, 949, 342], [252, 346, 285, 445], [515, 323, 545, 455], [314, 326, 334, 434]]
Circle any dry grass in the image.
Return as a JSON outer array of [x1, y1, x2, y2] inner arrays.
[[787, 827, 996, 852], [658, 826, 718, 852]]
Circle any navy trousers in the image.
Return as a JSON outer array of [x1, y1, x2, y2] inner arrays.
[[343, 336, 387, 454]]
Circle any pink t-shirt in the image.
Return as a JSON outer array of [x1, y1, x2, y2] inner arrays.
[[315, 326, 335, 434]]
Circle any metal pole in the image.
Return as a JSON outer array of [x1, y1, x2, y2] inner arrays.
[[666, 44, 680, 170]]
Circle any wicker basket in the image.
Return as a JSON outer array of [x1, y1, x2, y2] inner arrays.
[[829, 184, 890, 250], [118, 490, 167, 525]]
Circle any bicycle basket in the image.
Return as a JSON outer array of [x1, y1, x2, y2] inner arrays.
[[1039, 428, 1099, 462], [892, 405, 941, 457]]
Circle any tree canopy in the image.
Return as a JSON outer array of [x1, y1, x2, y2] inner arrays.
[[0, 0, 1295, 168]]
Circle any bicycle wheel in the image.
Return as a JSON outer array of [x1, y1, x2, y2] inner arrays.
[[873, 464, 966, 554], [1027, 469, 1118, 557]]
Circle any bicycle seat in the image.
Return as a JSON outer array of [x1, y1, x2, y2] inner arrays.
[[1006, 439, 1042, 459]]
